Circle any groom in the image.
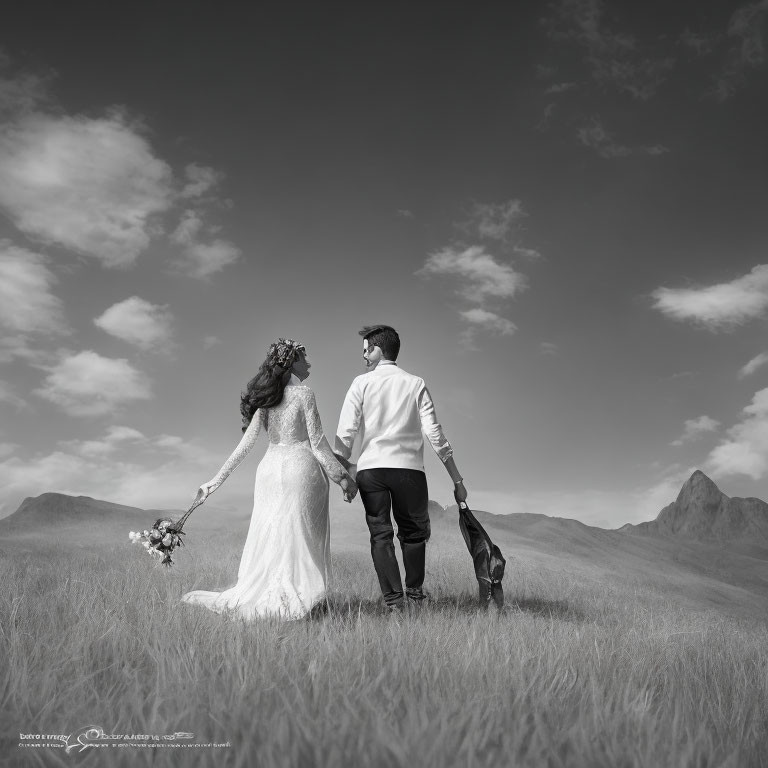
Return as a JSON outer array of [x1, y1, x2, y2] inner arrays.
[[335, 324, 467, 611]]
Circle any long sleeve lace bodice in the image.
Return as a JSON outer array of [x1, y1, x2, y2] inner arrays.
[[212, 407, 265, 486], [211, 382, 350, 487], [299, 387, 350, 485]]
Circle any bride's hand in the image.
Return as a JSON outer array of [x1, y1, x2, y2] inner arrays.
[[194, 480, 218, 505], [340, 476, 358, 503]]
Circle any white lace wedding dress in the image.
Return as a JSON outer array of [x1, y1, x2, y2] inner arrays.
[[181, 375, 350, 620]]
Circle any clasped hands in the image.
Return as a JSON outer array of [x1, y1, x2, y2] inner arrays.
[[340, 476, 358, 504]]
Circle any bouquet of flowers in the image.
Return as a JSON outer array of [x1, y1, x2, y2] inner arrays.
[[129, 519, 185, 567], [129, 499, 202, 567]]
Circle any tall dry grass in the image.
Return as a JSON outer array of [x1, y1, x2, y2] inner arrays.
[[1, 532, 767, 767]]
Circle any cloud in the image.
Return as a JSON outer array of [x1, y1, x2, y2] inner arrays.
[[462, 200, 527, 243], [169, 209, 241, 278], [0, 109, 174, 268], [458, 309, 516, 350], [0, 240, 67, 335], [651, 265, 768, 330], [544, 81, 579, 93], [170, 208, 204, 245], [590, 56, 676, 101], [0, 424, 225, 517], [33, 350, 152, 417], [203, 335, 221, 349], [419, 201, 540, 344], [174, 239, 242, 279], [711, 0, 768, 100], [418, 245, 527, 303], [536, 102, 557, 131], [0, 59, 50, 117], [706, 387, 768, 480], [578, 117, 669, 158], [539, 342, 559, 355], [728, 0, 768, 66], [545, 0, 632, 51], [739, 352, 768, 378], [58, 424, 146, 458], [0, 60, 239, 278], [513, 246, 542, 261], [93, 296, 174, 351], [544, 0, 675, 100], [670, 415, 720, 446], [180, 163, 222, 198], [459, 309, 516, 335], [0, 380, 27, 409]]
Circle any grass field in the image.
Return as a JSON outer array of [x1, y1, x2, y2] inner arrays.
[[2, 526, 768, 768]]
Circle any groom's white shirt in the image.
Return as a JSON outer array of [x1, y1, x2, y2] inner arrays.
[[335, 360, 453, 472]]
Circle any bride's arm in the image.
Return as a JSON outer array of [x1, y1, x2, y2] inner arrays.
[[301, 389, 355, 489], [195, 409, 264, 503]]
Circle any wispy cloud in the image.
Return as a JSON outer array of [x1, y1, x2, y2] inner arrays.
[[34, 350, 152, 417], [543, 0, 675, 101], [739, 352, 768, 378], [460, 308, 517, 335], [712, 0, 768, 100], [418, 245, 527, 303], [578, 117, 668, 158], [461, 200, 528, 244], [652, 265, 768, 330], [180, 163, 223, 199], [539, 342, 559, 355], [0, 424, 223, 516], [169, 208, 241, 279], [0, 241, 67, 335], [706, 387, 768, 480], [536, 102, 557, 131], [670, 415, 720, 446], [93, 297, 174, 352], [544, 81, 579, 94], [418, 199, 540, 344], [591, 56, 676, 101]]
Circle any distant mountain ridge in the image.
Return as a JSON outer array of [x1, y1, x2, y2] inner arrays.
[[0, 492, 225, 535], [622, 470, 768, 544]]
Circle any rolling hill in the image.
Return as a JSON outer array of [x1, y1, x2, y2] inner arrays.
[[3, 475, 768, 621]]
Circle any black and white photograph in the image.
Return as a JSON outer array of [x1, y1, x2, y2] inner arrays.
[[1, 1, 768, 766]]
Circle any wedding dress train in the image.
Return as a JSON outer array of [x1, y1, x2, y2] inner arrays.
[[181, 376, 348, 620]]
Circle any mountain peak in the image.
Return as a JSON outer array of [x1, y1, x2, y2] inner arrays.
[[677, 470, 723, 505], [625, 470, 768, 542]]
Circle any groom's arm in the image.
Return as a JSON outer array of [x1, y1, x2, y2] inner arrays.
[[418, 383, 467, 502], [334, 379, 363, 462]]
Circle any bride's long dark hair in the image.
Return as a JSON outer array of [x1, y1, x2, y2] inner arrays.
[[240, 339, 305, 432]]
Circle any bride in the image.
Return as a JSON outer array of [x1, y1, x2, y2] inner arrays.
[[181, 338, 357, 620]]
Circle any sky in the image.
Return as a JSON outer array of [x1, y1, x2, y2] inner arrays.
[[1, 0, 767, 528]]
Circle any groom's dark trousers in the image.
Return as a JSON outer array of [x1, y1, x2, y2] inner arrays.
[[356, 468, 430, 606]]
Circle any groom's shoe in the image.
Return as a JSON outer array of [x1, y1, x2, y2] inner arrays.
[[386, 599, 405, 616], [406, 587, 426, 603]]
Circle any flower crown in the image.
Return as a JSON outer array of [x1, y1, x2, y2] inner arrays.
[[268, 338, 306, 369]]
